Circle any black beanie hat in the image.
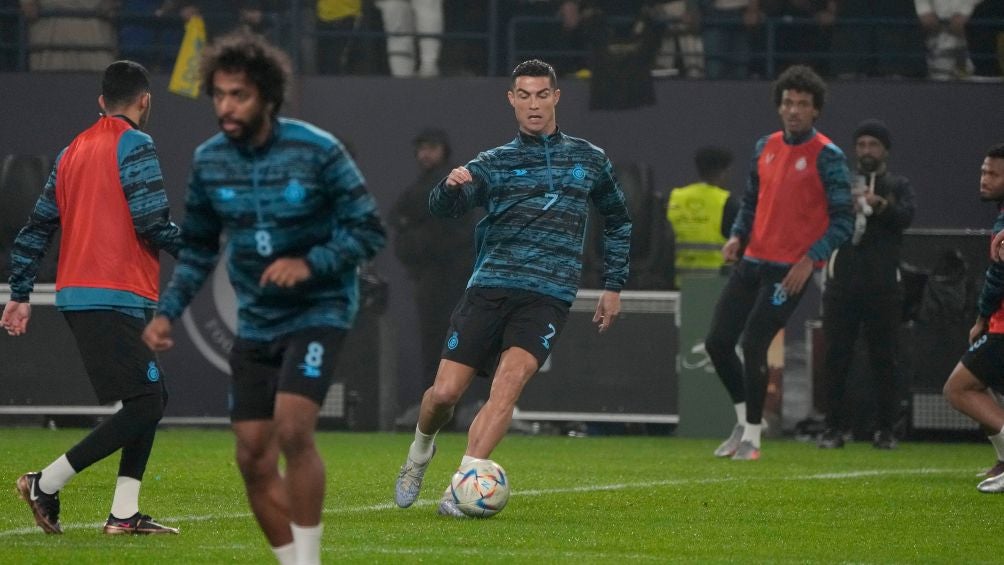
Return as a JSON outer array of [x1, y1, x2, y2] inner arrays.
[[853, 119, 891, 150]]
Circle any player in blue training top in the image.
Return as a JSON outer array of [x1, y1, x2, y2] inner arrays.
[[5, 60, 181, 536], [393, 59, 632, 518], [142, 33, 385, 564]]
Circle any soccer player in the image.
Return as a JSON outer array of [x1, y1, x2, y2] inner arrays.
[[142, 33, 385, 563], [705, 64, 853, 460], [393, 58, 632, 517], [3, 60, 181, 535], [943, 143, 1004, 493]]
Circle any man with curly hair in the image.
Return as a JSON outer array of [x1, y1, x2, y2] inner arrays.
[[704, 64, 853, 461], [142, 33, 385, 564]]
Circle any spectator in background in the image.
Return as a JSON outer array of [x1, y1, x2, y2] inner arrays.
[[388, 128, 475, 421], [944, 143, 1004, 493], [650, 1, 704, 78], [666, 145, 738, 287], [156, 0, 273, 39], [915, 0, 979, 79], [705, 65, 852, 461], [966, 0, 1004, 78], [119, 0, 181, 71], [761, 0, 836, 75], [375, 0, 442, 76], [20, 0, 116, 71], [687, 0, 761, 79], [817, 120, 915, 450], [315, 0, 360, 74], [830, 0, 926, 78]]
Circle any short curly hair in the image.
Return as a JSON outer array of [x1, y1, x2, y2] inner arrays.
[[772, 64, 827, 110], [200, 32, 292, 117]]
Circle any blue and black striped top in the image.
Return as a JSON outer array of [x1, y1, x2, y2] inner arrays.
[[430, 129, 631, 304], [157, 118, 386, 340]]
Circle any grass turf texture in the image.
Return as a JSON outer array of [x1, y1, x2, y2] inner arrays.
[[0, 428, 998, 564]]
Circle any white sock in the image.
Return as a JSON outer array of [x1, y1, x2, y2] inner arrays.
[[741, 423, 762, 448], [733, 403, 747, 426], [271, 542, 296, 565], [110, 476, 141, 519], [39, 454, 76, 494], [291, 522, 323, 565], [989, 425, 1004, 461], [408, 425, 436, 463], [461, 455, 480, 467]]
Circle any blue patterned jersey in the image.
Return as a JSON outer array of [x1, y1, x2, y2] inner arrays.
[[429, 129, 631, 304], [157, 118, 386, 340]]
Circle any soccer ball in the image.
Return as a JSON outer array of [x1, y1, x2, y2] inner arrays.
[[448, 459, 510, 518]]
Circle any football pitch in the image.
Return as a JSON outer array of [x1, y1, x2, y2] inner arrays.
[[0, 428, 998, 564]]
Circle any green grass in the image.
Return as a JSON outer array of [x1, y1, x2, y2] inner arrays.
[[0, 428, 998, 564]]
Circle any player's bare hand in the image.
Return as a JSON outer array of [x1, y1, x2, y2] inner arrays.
[[722, 236, 742, 263], [445, 167, 472, 189], [1, 301, 31, 336], [781, 256, 814, 295], [260, 257, 311, 288], [593, 290, 621, 333], [142, 315, 174, 352], [991, 230, 1004, 263]]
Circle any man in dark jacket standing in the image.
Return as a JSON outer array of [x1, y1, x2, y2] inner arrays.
[[389, 128, 475, 409], [818, 119, 915, 449]]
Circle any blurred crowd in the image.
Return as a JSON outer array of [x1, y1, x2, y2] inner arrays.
[[0, 0, 1001, 80]]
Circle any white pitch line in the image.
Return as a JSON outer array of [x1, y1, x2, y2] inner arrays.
[[0, 467, 966, 538]]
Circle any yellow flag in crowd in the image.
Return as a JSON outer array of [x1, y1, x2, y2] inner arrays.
[[168, 15, 207, 98]]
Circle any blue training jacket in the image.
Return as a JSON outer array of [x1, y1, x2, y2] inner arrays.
[[157, 118, 386, 340], [429, 129, 631, 304]]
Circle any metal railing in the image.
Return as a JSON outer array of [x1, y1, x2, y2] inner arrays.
[[1, 5, 1001, 80]]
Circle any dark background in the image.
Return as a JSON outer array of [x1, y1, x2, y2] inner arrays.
[[1, 73, 1002, 422]]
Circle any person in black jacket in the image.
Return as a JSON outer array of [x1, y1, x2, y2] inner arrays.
[[388, 128, 475, 413], [818, 119, 915, 449]]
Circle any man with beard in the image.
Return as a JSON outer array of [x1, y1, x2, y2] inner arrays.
[[388, 128, 475, 420], [946, 143, 1004, 493], [141, 33, 385, 564], [4, 60, 181, 535], [816, 119, 915, 450], [705, 64, 853, 461]]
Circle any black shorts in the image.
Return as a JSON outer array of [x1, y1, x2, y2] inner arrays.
[[441, 287, 571, 377], [63, 310, 167, 405], [960, 333, 1004, 394], [228, 326, 346, 421]]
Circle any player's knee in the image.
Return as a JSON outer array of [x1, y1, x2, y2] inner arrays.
[[738, 335, 769, 361], [942, 375, 964, 407], [235, 444, 272, 479], [427, 383, 464, 407], [704, 333, 729, 361], [122, 391, 164, 427], [275, 421, 315, 456]]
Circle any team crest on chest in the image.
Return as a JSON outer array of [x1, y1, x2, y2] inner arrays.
[[571, 164, 586, 180], [284, 179, 306, 203], [795, 157, 807, 171]]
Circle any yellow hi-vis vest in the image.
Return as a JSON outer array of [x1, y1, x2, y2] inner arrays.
[[667, 182, 730, 275]]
